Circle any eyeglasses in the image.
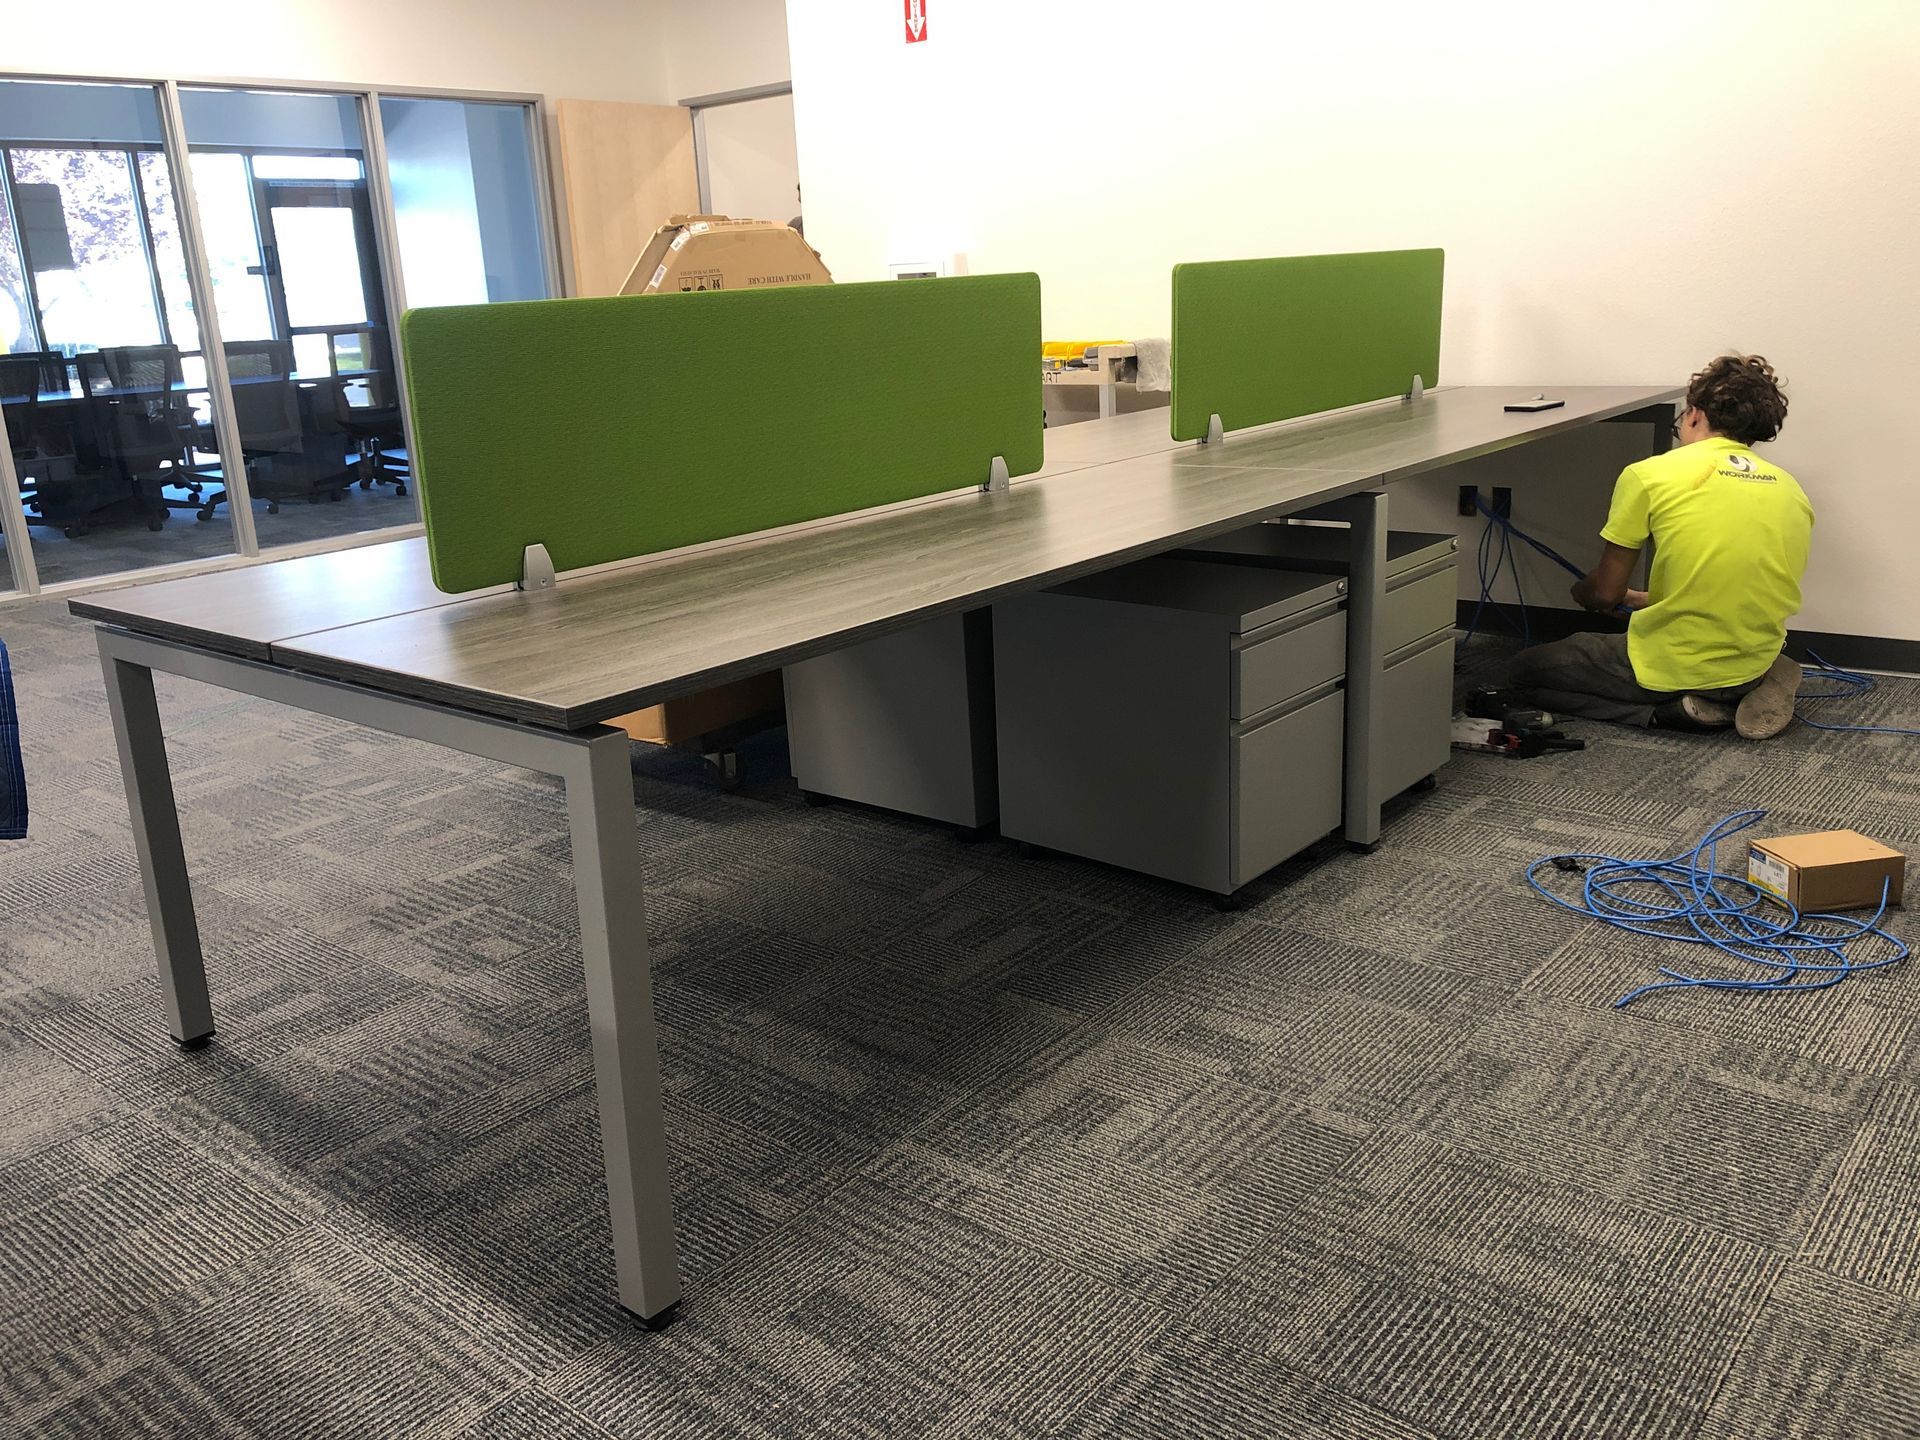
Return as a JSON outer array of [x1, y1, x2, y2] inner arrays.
[[1669, 407, 1691, 441]]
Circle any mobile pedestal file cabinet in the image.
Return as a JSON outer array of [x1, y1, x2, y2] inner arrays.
[[995, 557, 1347, 898], [1182, 525, 1458, 809], [783, 612, 998, 832]]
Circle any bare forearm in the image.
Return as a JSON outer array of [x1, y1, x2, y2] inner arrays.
[[1571, 574, 1625, 613], [1574, 542, 1642, 614]]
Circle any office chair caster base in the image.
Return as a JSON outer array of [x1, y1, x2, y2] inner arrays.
[[619, 1301, 681, 1332], [704, 752, 741, 790], [63, 525, 87, 539], [395, 484, 409, 497], [267, 502, 280, 514], [146, 516, 165, 532], [174, 1032, 215, 1052], [1410, 774, 1439, 794]]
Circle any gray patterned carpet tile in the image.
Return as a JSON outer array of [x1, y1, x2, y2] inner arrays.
[[2, 600, 1918, 1437], [1797, 1081, 1920, 1299], [446, 1388, 620, 1440], [544, 1176, 1175, 1440], [869, 1026, 1373, 1310], [1191, 1127, 1788, 1440], [1057, 1324, 1442, 1439], [1697, 1263, 1920, 1440], [1108, 925, 1511, 1123], [1396, 997, 1882, 1250]]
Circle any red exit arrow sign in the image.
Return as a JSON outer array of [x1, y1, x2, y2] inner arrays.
[[905, 0, 927, 43]]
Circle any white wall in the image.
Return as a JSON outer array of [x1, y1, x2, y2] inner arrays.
[[786, 0, 1920, 641], [703, 95, 801, 227], [655, 0, 793, 99], [1, 0, 672, 103]]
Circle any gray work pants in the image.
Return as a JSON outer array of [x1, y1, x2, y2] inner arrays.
[[1510, 631, 1761, 728]]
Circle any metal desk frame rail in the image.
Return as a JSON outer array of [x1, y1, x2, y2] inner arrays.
[[95, 627, 683, 1326]]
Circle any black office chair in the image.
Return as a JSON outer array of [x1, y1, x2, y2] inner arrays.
[[78, 345, 201, 532], [223, 339, 357, 513], [333, 329, 409, 497], [5, 352, 101, 537], [0, 354, 43, 455]]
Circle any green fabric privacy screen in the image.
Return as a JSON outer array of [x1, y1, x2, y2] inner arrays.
[[401, 273, 1043, 594], [1169, 248, 1444, 442]]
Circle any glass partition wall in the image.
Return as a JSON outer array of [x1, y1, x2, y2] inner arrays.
[[0, 76, 558, 597]]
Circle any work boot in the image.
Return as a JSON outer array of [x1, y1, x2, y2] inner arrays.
[[1652, 694, 1736, 731], [1736, 655, 1803, 740]]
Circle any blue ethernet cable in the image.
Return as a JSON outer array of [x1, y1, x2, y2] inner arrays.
[[1526, 811, 1907, 1007]]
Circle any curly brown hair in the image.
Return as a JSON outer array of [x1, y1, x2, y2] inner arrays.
[[1686, 353, 1788, 446]]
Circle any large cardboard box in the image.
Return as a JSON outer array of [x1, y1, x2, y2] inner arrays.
[[619, 214, 829, 297], [608, 215, 830, 749], [1748, 830, 1906, 912]]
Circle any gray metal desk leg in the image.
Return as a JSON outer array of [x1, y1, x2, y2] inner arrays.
[[563, 729, 682, 1326], [97, 638, 214, 1047], [1339, 489, 1388, 848]]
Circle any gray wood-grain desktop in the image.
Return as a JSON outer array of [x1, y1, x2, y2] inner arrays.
[[73, 385, 1678, 732]]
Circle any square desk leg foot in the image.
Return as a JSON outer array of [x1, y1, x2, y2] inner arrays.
[[174, 1032, 215, 1051], [1346, 840, 1381, 856], [620, 1300, 682, 1332]]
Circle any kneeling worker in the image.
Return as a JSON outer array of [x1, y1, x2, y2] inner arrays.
[[1511, 353, 1810, 738]]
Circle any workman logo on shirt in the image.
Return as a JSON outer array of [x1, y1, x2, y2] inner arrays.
[[1721, 451, 1775, 482]]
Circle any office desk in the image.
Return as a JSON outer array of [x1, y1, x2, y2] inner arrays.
[[70, 383, 1677, 1324]]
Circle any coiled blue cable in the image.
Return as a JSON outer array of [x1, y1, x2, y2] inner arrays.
[[1795, 651, 1920, 738], [1527, 811, 1907, 1007]]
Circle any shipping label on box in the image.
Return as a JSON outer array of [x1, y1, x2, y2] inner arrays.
[[1748, 845, 1792, 901]]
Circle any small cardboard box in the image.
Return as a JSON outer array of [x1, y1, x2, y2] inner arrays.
[[618, 214, 830, 297], [1748, 830, 1906, 912]]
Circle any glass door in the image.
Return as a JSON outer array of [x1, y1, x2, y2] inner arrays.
[[254, 172, 389, 384], [0, 78, 238, 587], [180, 87, 414, 544]]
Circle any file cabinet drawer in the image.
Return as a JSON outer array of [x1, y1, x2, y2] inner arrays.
[[1382, 563, 1457, 654], [1231, 606, 1346, 720], [1231, 685, 1345, 886]]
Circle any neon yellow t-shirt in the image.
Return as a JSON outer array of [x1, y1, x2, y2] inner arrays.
[[1600, 437, 1813, 693]]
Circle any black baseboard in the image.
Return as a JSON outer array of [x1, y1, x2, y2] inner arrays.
[[1785, 630, 1920, 676], [1453, 602, 1920, 675], [1454, 602, 1620, 646]]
